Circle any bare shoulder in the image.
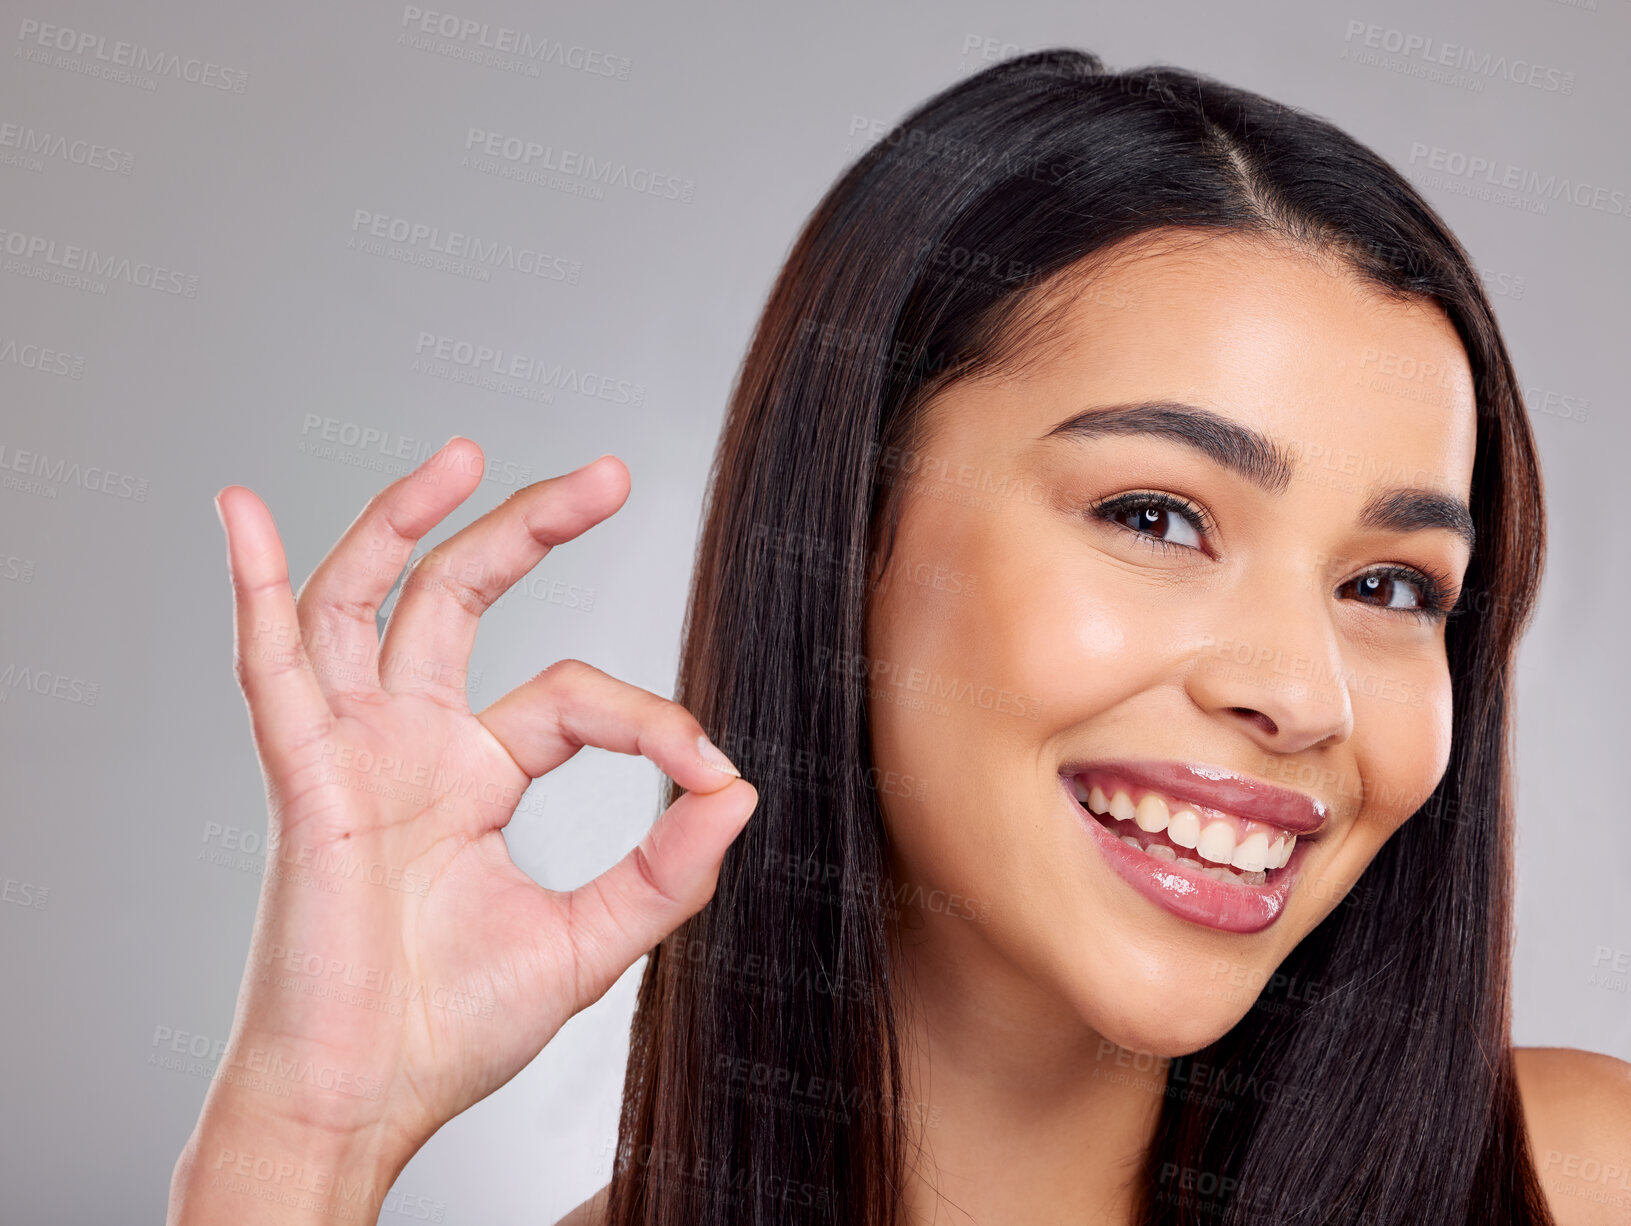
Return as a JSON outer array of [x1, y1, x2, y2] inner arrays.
[[1513, 1047, 1631, 1226], [553, 1183, 609, 1226]]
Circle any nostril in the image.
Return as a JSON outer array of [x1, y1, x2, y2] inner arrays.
[[1230, 707, 1279, 736]]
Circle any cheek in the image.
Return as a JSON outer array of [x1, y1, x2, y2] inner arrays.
[[1025, 589, 1129, 669], [870, 511, 1155, 763], [999, 557, 1201, 740], [863, 509, 1176, 896], [862, 510, 1067, 893], [1353, 657, 1455, 834]]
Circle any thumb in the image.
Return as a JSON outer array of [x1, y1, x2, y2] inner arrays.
[[560, 779, 758, 1006]]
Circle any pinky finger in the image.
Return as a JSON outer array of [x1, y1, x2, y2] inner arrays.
[[216, 486, 335, 768]]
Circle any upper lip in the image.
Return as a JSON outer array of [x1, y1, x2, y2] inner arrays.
[[1058, 758, 1330, 835]]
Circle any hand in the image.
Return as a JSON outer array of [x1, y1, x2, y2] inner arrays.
[[170, 440, 755, 1222]]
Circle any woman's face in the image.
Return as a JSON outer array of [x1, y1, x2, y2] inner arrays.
[[864, 233, 1478, 1057]]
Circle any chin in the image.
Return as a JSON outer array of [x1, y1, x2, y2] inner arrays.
[[1061, 934, 1267, 1060]]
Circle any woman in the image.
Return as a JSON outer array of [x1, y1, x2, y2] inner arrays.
[[168, 48, 1630, 1226]]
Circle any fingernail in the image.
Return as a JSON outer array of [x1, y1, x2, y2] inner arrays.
[[696, 733, 741, 777]]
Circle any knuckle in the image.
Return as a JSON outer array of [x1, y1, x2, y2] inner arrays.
[[232, 624, 312, 691], [402, 550, 438, 587], [664, 700, 703, 739], [540, 657, 597, 689], [233, 573, 291, 603], [310, 597, 379, 634], [405, 551, 488, 617], [631, 839, 681, 909]]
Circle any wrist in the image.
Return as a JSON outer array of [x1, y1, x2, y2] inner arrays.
[[168, 1092, 421, 1226]]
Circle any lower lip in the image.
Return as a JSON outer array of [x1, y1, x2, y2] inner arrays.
[[1066, 779, 1305, 934]]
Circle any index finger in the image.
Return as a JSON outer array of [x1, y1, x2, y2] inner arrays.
[[476, 658, 744, 799], [378, 454, 630, 703]]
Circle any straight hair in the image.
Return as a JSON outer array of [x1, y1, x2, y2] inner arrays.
[[603, 48, 1553, 1225]]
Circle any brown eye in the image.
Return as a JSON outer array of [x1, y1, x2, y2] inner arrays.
[[1091, 493, 1207, 551], [1343, 572, 1418, 609], [1337, 566, 1454, 624]]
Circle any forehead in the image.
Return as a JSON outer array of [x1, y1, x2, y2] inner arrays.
[[936, 233, 1479, 497]]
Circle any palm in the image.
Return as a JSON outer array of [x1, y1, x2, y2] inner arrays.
[[213, 441, 756, 1156]]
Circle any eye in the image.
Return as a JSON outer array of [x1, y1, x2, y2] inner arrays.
[[1337, 565, 1457, 624], [1085, 493, 1462, 624], [1088, 491, 1212, 554]]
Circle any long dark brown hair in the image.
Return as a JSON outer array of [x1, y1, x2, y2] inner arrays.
[[602, 48, 1552, 1225]]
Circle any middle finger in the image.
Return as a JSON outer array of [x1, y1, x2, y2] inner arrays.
[[378, 453, 628, 703]]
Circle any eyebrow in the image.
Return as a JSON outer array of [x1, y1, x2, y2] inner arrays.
[[1041, 400, 1476, 554]]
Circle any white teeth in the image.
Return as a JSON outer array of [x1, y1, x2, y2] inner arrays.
[[1134, 793, 1170, 833], [1232, 832, 1269, 873], [1168, 807, 1202, 848], [1266, 835, 1286, 869], [1113, 828, 1269, 886], [1075, 774, 1304, 878], [1197, 821, 1237, 865], [1264, 834, 1296, 868]]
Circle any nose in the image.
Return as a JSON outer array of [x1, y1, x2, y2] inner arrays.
[[1183, 581, 1355, 755]]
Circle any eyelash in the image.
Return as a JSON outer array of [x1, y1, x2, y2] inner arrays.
[[1085, 491, 1460, 624]]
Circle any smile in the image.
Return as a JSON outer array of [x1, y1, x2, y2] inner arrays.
[[1059, 759, 1329, 934], [1071, 777, 1296, 885]]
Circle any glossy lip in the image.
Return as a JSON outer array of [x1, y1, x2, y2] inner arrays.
[[1058, 758, 1330, 835], [1059, 765, 1322, 934]]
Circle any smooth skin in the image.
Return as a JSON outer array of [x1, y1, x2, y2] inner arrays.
[[851, 233, 1631, 1225], [170, 236, 1629, 1226], [167, 446, 759, 1225], [563, 235, 1631, 1225]]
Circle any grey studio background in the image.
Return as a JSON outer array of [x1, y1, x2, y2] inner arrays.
[[1, 0, 1627, 1221]]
